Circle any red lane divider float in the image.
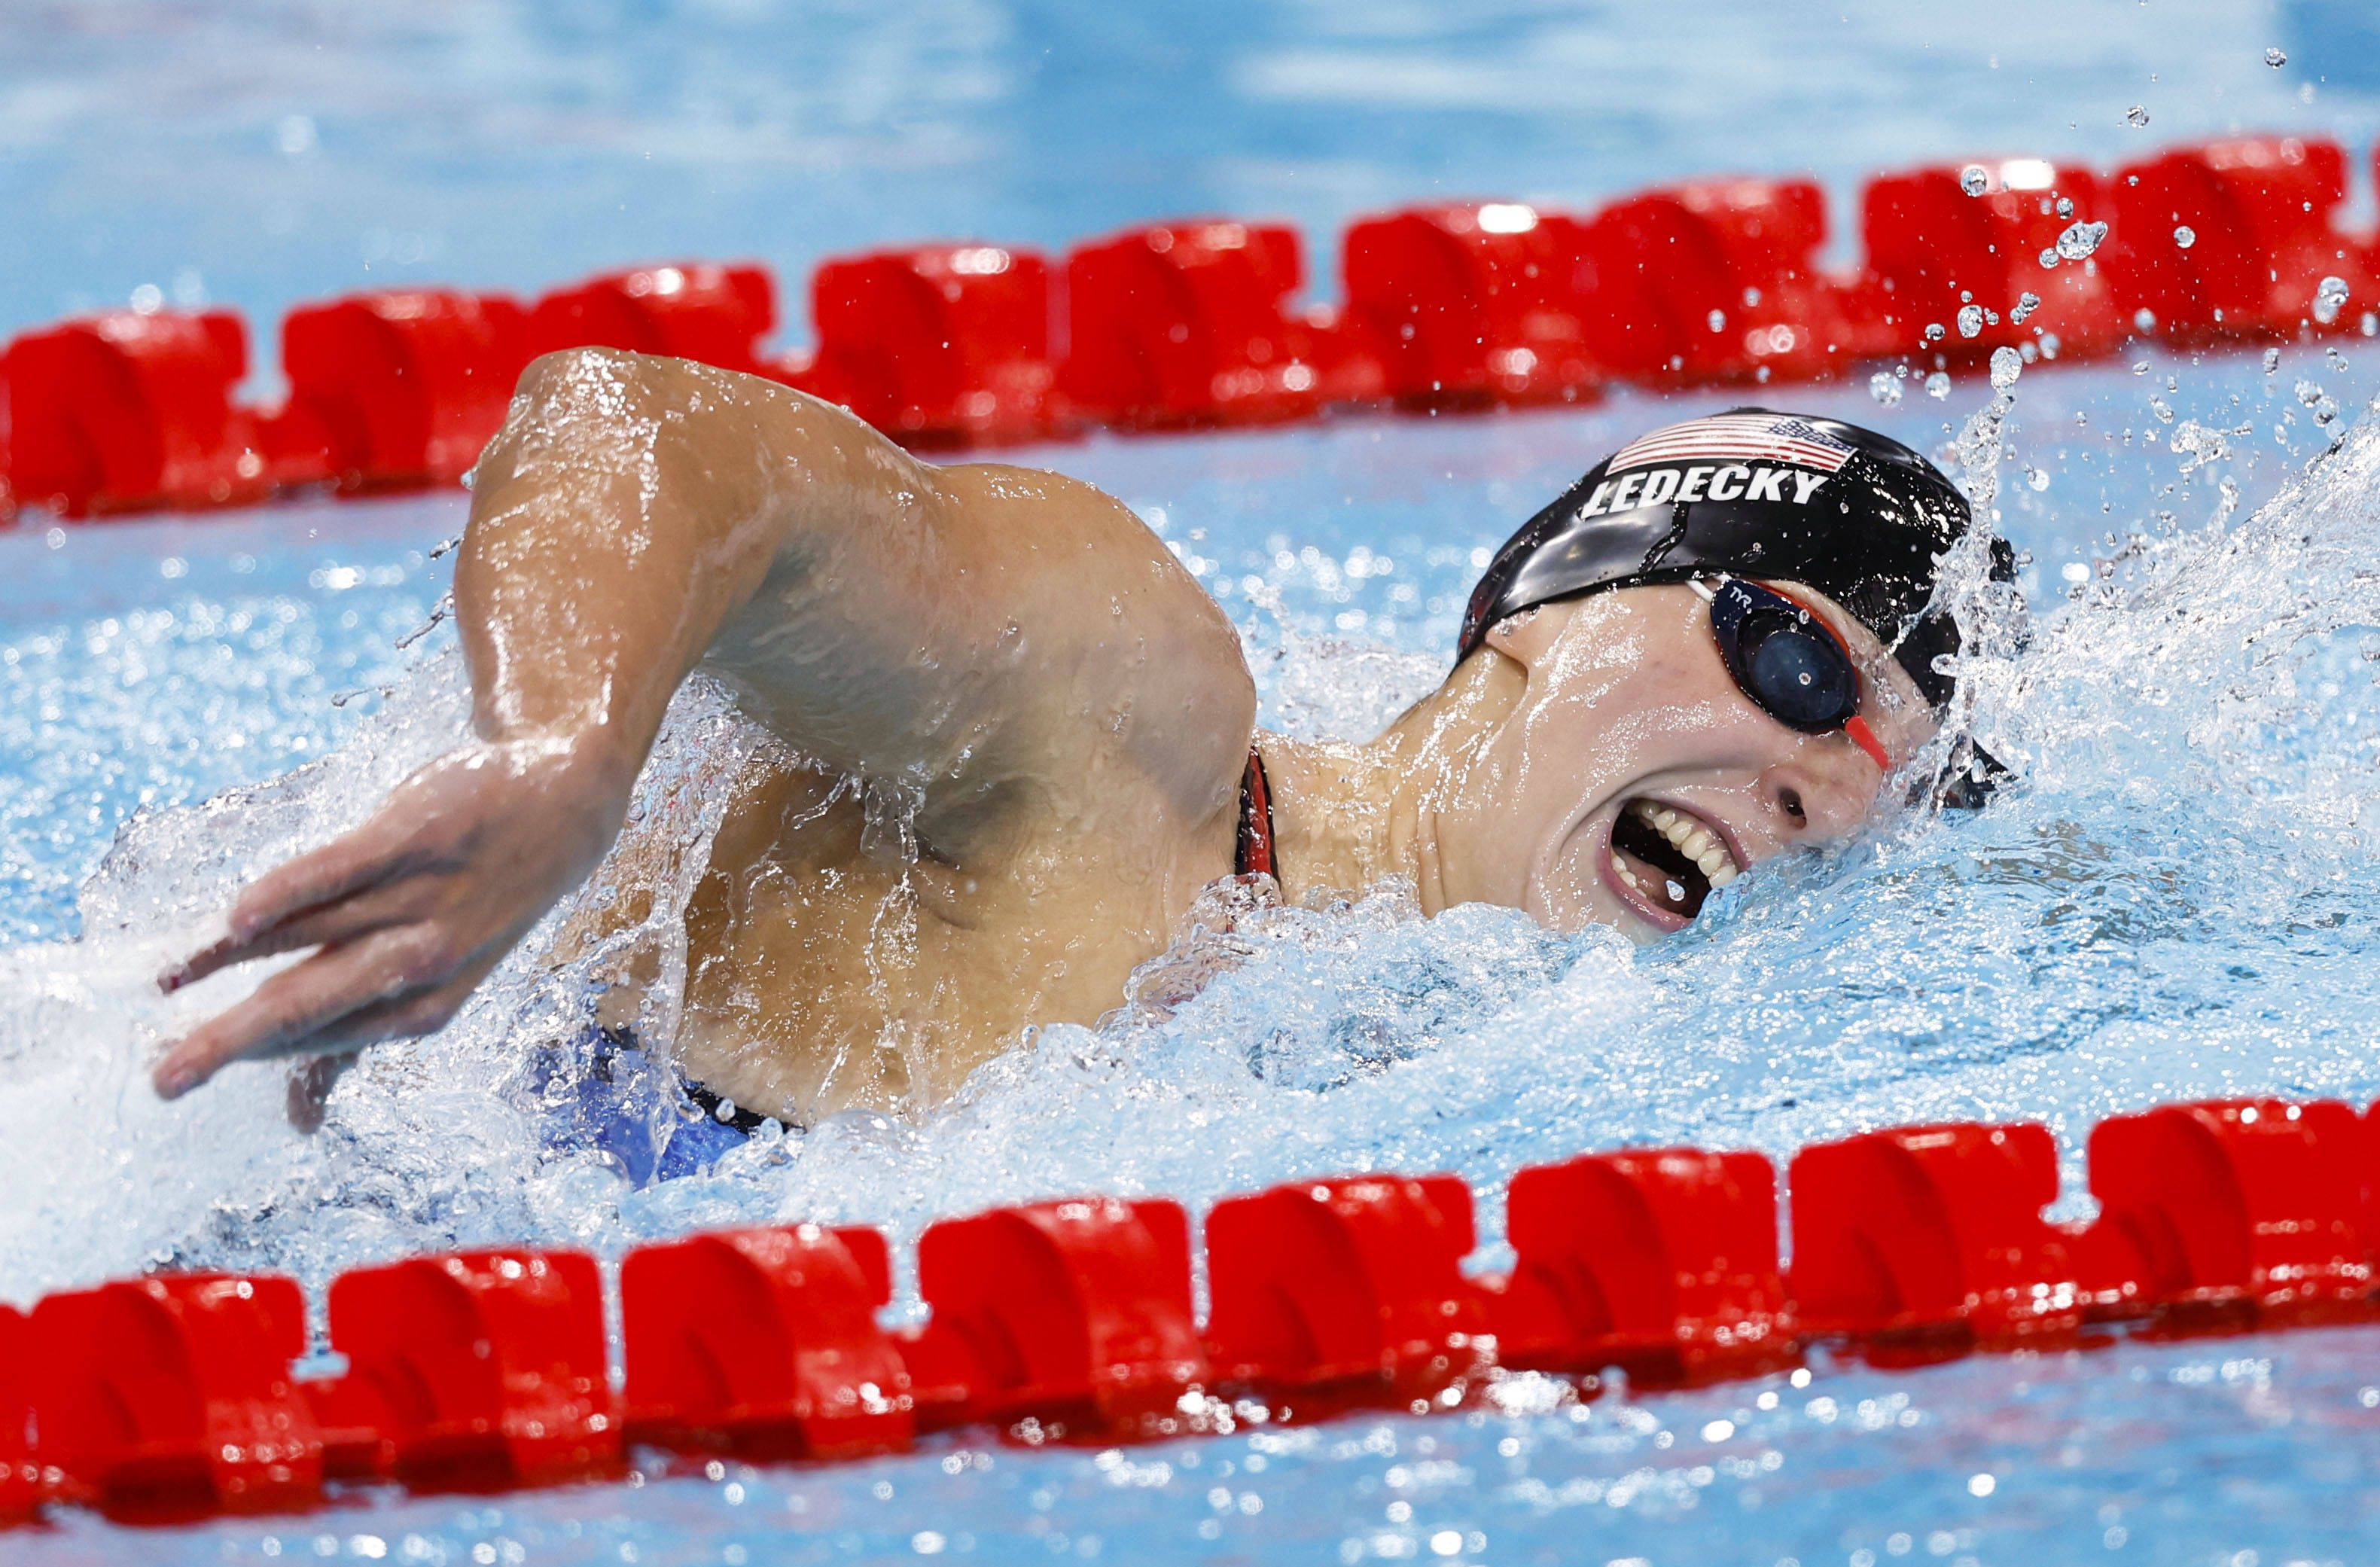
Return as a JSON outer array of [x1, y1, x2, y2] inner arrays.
[[313, 1249, 620, 1490], [25, 1274, 321, 1519], [0, 1305, 41, 1524], [1583, 177, 1854, 385], [1204, 1172, 1489, 1410], [0, 310, 279, 517], [528, 261, 778, 377], [1339, 201, 1602, 407], [1789, 1123, 2083, 1352], [1857, 156, 2126, 359], [904, 1197, 1208, 1438], [6, 1096, 2380, 1528], [8, 128, 2374, 525], [1061, 221, 1361, 428], [621, 1223, 910, 1461], [794, 243, 1061, 447], [279, 290, 533, 492], [1491, 1148, 1795, 1385], [2074, 1099, 2373, 1325], [2101, 136, 2373, 341]]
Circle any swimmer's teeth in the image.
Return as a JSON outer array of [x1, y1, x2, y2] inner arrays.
[[1628, 800, 1734, 882]]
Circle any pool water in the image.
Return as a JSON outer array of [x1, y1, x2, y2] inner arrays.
[[13, 5, 2380, 1565]]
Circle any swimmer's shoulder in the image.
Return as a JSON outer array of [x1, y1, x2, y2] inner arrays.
[[939, 461, 1256, 820]]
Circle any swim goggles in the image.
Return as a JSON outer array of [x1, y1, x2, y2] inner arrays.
[[1689, 573, 2003, 809], [1689, 575, 1889, 767]]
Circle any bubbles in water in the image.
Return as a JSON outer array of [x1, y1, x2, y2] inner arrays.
[[1960, 165, 1991, 197], [2010, 291, 2042, 325], [1924, 370, 1951, 399], [1988, 346, 2023, 389], [2266, 46, 2287, 67], [1867, 369, 1904, 407], [2298, 383, 2343, 425], [2124, 105, 2150, 128], [2173, 225, 2196, 249], [2170, 420, 2230, 474], [2057, 221, 2109, 261], [2314, 276, 2350, 326]]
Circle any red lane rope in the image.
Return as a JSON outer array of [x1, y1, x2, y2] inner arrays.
[[1, 133, 2373, 523], [2, 1096, 2375, 1524]]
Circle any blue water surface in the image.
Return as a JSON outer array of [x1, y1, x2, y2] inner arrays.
[[11, 5, 2380, 1567]]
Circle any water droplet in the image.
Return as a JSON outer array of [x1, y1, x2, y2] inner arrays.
[[2125, 105, 2151, 128], [1707, 309, 1726, 332], [1959, 165, 1991, 197], [2056, 220, 2109, 261], [2055, 196, 2076, 219], [1989, 346, 2023, 389], [2026, 465, 2050, 492], [2150, 396, 2174, 423], [2134, 307, 2159, 334], [2313, 275, 2350, 325], [1924, 322, 1946, 343], [1924, 371, 1952, 400], [1957, 304, 1985, 339], [2262, 346, 2281, 373], [2265, 46, 2287, 67], [2010, 291, 2042, 325], [2038, 246, 2062, 270], [2173, 225, 2196, 249], [1867, 369, 1904, 407]]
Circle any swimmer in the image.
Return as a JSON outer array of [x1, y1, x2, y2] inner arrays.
[[150, 351, 2009, 1126]]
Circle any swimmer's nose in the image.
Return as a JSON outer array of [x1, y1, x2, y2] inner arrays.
[[1760, 744, 1879, 844]]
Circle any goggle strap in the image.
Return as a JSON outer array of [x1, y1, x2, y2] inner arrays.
[[1844, 714, 1891, 772]]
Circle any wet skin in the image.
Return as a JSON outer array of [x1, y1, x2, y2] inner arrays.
[[151, 349, 1934, 1123]]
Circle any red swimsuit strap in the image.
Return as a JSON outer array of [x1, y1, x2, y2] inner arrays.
[[1234, 747, 1277, 880]]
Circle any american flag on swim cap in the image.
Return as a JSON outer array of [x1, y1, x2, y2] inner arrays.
[[1607, 413, 1857, 474]]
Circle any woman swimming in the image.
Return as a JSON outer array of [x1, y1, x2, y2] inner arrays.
[[149, 349, 2009, 1125]]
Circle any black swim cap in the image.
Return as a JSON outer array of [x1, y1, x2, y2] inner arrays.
[[1458, 409, 2011, 707]]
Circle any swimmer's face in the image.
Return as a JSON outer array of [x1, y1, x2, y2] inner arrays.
[[1426, 582, 1937, 938]]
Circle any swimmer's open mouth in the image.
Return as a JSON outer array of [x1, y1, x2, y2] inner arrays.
[[1606, 798, 1742, 928]]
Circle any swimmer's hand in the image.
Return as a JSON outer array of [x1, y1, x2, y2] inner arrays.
[[149, 736, 633, 1108]]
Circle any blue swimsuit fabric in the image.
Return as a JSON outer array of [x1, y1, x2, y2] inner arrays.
[[531, 1023, 770, 1187]]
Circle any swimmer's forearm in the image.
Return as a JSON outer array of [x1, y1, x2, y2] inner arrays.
[[454, 348, 930, 782]]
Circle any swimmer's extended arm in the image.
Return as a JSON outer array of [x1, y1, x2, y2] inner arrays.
[[153, 346, 1251, 1103]]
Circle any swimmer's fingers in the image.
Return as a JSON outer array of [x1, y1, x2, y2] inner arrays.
[[151, 925, 459, 1099], [163, 875, 432, 992], [242, 831, 410, 937], [285, 1054, 353, 1133], [276, 973, 486, 1128]]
